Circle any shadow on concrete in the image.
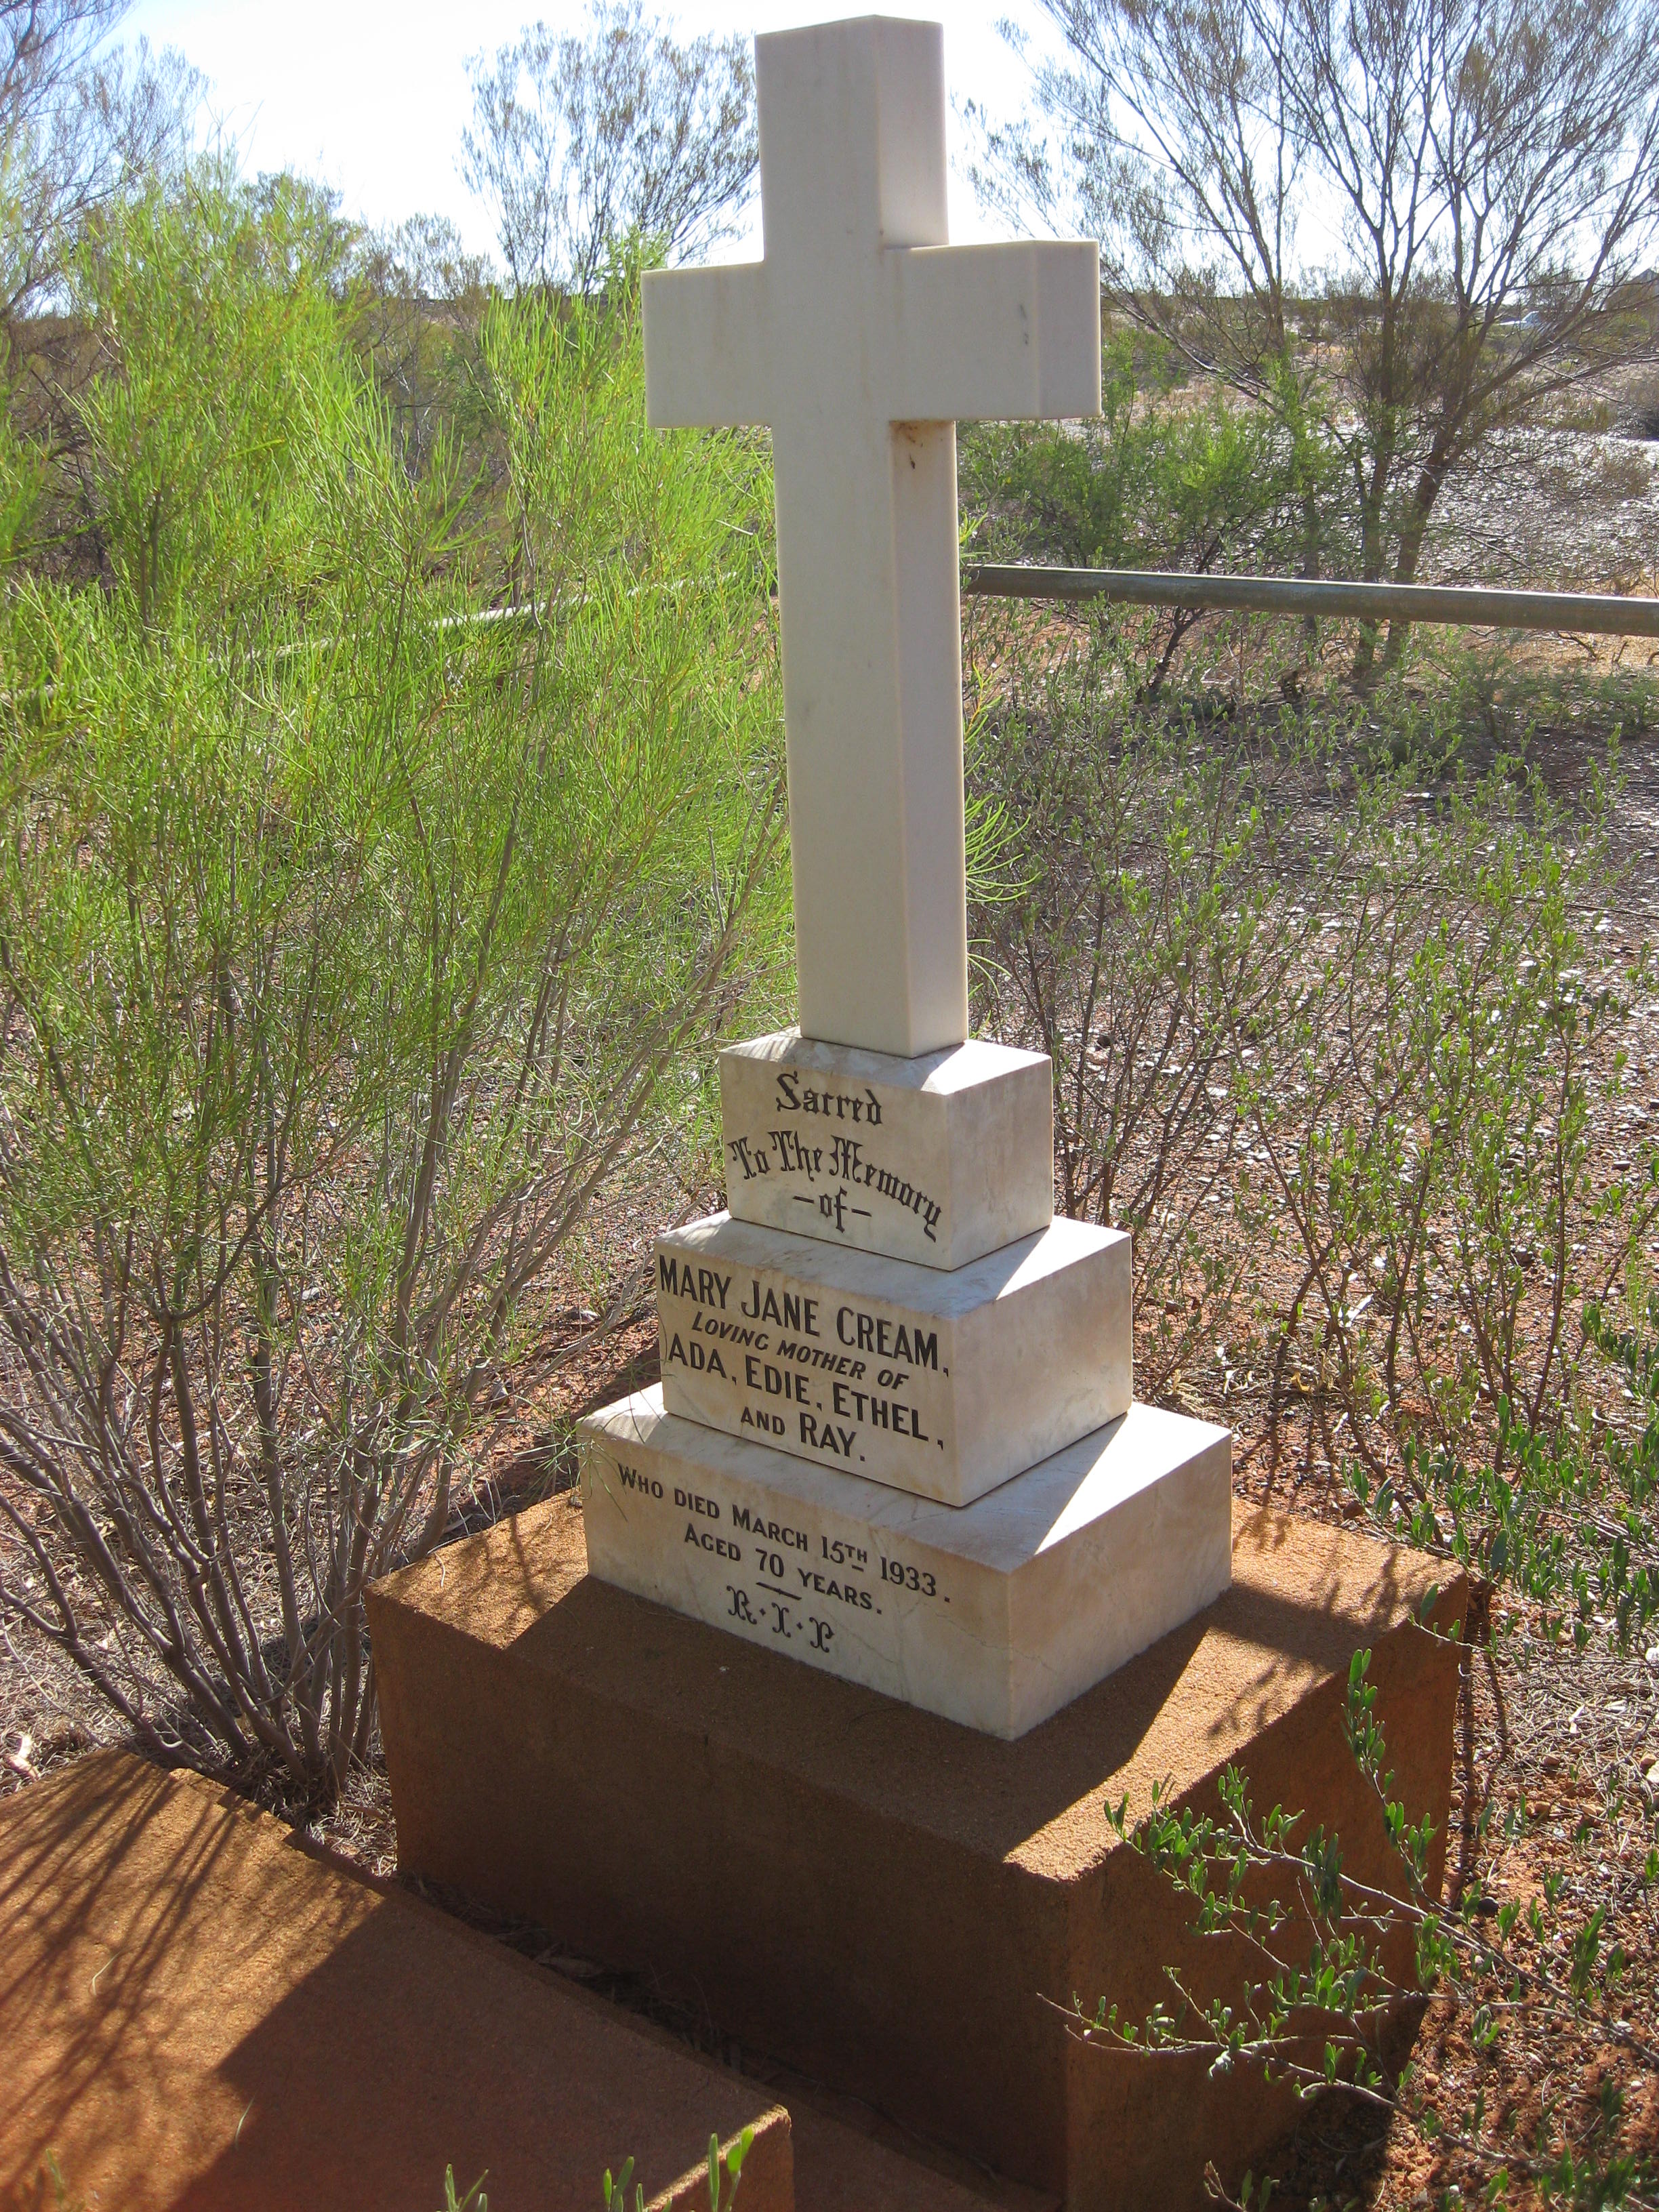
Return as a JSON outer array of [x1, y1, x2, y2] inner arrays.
[[0, 1753, 790, 2212]]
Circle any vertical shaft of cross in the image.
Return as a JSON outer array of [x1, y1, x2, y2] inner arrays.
[[754, 20, 966, 1058]]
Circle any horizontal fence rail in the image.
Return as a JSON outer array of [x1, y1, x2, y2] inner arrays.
[[962, 564, 1659, 637]]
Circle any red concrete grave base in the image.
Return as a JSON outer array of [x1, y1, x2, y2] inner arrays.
[[369, 1500, 1465, 2212], [0, 1750, 1038, 2212]]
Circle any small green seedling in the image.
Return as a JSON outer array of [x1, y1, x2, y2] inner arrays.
[[603, 2156, 642, 2212], [602, 2123, 755, 2212], [709, 2126, 754, 2212]]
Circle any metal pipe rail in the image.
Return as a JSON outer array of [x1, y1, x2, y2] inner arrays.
[[961, 563, 1659, 637]]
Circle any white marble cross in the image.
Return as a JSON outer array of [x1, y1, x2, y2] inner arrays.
[[643, 15, 1099, 1061]]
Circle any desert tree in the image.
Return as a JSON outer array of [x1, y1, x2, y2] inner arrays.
[[972, 0, 1659, 668], [348, 211, 493, 480], [1, 0, 199, 325], [462, 0, 756, 295], [355, 211, 491, 306]]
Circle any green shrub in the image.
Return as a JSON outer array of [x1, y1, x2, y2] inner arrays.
[[959, 334, 1335, 695], [970, 617, 1658, 1470], [0, 173, 785, 1797], [1089, 1629, 1656, 2211]]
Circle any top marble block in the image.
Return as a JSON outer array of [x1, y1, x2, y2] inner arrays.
[[719, 1028, 1053, 1271]]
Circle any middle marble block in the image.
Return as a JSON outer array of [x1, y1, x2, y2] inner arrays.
[[656, 1209, 1131, 1507]]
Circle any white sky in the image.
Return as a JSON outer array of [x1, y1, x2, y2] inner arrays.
[[120, 0, 1042, 266]]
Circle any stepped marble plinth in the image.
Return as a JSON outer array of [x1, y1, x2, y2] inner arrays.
[[657, 1210, 1130, 1506], [569, 18, 1226, 1745], [718, 1029, 1053, 1270], [579, 1386, 1232, 1739]]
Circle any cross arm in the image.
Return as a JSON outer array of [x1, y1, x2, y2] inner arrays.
[[886, 241, 1101, 425], [642, 264, 776, 429]]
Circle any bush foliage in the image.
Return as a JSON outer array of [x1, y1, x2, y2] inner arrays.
[[964, 600, 1659, 2204], [0, 173, 785, 1794]]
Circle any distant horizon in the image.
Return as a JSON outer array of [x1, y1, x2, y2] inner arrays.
[[120, 0, 1046, 268]]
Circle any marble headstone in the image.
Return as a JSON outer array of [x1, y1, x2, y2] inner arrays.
[[579, 14, 1232, 1737]]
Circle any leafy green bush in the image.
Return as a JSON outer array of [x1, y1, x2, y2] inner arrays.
[[971, 618, 1659, 2205], [1088, 1633, 1658, 2211], [1355, 1295, 1659, 1656], [1242, 763, 1652, 1467], [969, 612, 1658, 1469], [959, 333, 1332, 695], [0, 173, 784, 1797], [968, 650, 1320, 1400]]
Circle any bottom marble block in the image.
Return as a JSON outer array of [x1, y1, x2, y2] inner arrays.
[[579, 1385, 1232, 1739]]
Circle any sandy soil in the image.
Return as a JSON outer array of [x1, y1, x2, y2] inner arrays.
[[1420, 366, 1659, 594]]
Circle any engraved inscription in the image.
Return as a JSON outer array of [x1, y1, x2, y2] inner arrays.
[[598, 1453, 956, 1657], [773, 1070, 882, 1122], [720, 1033, 1057, 1271], [724, 1120, 943, 1246], [657, 1254, 958, 1483]]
